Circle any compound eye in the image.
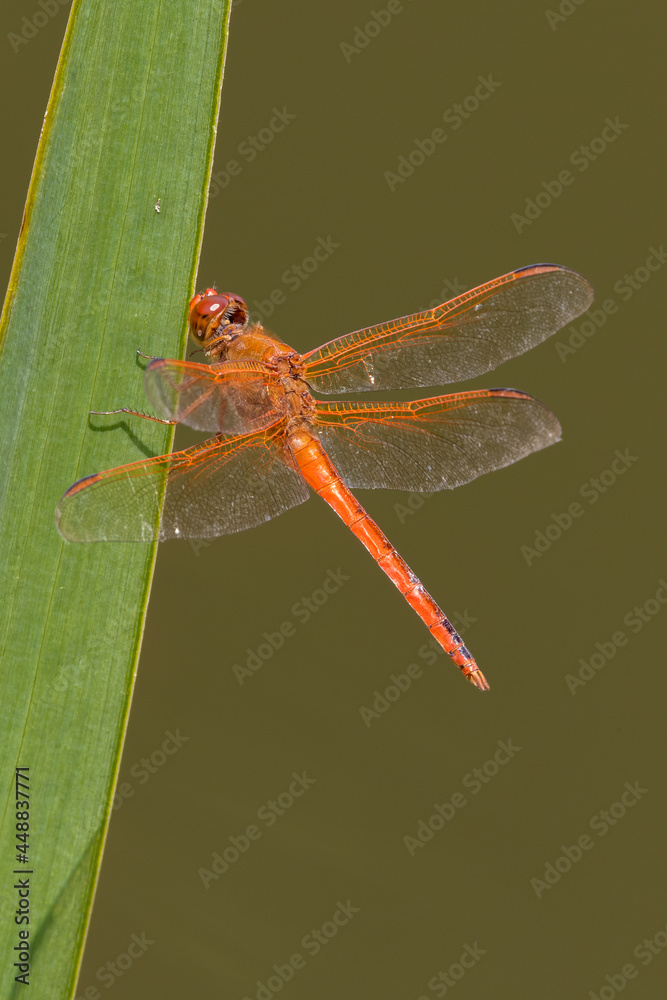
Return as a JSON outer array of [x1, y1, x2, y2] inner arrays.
[[188, 290, 248, 342], [188, 294, 225, 338]]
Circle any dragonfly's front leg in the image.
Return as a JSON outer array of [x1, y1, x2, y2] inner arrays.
[[91, 348, 177, 424], [90, 348, 176, 423], [90, 407, 177, 425]]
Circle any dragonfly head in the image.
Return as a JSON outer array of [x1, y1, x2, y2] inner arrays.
[[188, 289, 249, 357]]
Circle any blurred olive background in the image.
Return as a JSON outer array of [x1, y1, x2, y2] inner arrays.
[[2, 1, 666, 998]]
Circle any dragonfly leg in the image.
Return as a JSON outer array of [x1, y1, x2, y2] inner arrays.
[[90, 407, 177, 425]]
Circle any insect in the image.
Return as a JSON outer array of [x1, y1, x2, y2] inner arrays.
[[56, 264, 593, 690]]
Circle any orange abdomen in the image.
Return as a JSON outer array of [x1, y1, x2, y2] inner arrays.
[[288, 426, 489, 690]]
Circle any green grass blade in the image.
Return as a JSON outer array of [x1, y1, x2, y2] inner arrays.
[[0, 1, 232, 995]]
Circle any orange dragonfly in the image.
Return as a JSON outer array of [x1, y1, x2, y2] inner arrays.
[[56, 264, 593, 690]]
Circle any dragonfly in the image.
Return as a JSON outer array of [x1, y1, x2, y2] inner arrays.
[[56, 263, 593, 691]]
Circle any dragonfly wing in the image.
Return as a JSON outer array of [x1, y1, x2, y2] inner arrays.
[[144, 358, 285, 433], [303, 264, 593, 393], [56, 421, 309, 542], [314, 391, 561, 491]]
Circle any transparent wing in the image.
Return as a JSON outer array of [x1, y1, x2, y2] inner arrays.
[[302, 264, 593, 393], [314, 390, 561, 491], [56, 421, 309, 542], [144, 358, 286, 433]]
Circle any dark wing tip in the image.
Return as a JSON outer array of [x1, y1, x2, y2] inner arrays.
[[486, 386, 562, 442], [514, 262, 595, 306], [59, 472, 102, 498], [55, 473, 107, 542]]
